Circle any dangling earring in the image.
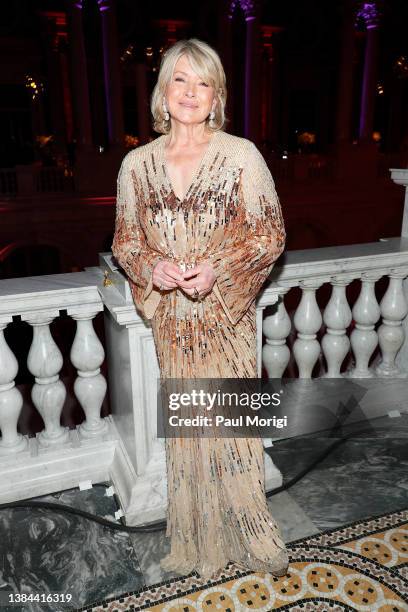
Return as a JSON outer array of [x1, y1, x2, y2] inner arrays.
[[209, 110, 216, 128], [162, 100, 170, 122]]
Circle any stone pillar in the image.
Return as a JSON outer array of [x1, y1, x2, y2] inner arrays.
[[386, 76, 404, 153], [135, 63, 151, 145], [66, 0, 92, 150], [97, 0, 125, 148], [335, 0, 356, 145], [358, 1, 381, 142], [244, 2, 261, 143], [229, 1, 261, 142], [219, 0, 235, 131], [260, 26, 283, 149], [41, 12, 69, 155]]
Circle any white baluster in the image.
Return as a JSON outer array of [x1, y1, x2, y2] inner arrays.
[[0, 319, 27, 455], [322, 277, 353, 377], [349, 273, 382, 377], [293, 281, 322, 378], [69, 308, 108, 439], [262, 288, 291, 378], [376, 270, 408, 376], [24, 312, 69, 447]]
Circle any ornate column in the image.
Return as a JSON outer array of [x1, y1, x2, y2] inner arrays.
[[220, 0, 235, 130], [40, 13, 68, 153], [69, 307, 108, 439], [376, 270, 408, 376], [66, 0, 92, 150], [293, 281, 323, 378], [23, 312, 69, 448], [349, 273, 382, 377], [229, 0, 261, 142], [260, 26, 283, 148], [358, 1, 382, 142], [335, 0, 357, 145], [135, 63, 151, 145], [322, 277, 353, 377], [262, 289, 291, 378], [0, 318, 27, 455], [97, 0, 125, 148]]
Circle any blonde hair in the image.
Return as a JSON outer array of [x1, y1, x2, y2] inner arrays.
[[151, 38, 227, 134]]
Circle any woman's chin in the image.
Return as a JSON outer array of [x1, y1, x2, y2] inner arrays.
[[172, 113, 206, 125]]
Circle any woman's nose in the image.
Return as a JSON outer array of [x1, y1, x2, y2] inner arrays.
[[185, 82, 196, 96]]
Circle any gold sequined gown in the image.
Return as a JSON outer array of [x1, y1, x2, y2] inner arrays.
[[112, 130, 288, 580]]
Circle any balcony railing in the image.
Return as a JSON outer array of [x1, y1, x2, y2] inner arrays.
[[0, 168, 18, 196], [1, 240, 407, 524], [0, 165, 75, 197], [1, 169, 408, 526]]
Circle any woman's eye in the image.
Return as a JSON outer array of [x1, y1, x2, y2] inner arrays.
[[200, 82, 208, 87], [175, 77, 184, 82]]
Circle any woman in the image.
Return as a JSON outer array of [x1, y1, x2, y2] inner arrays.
[[112, 38, 288, 580]]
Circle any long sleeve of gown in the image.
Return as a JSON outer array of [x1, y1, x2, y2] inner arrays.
[[209, 141, 286, 325], [111, 153, 163, 319]]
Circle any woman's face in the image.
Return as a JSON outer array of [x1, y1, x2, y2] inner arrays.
[[165, 54, 215, 128]]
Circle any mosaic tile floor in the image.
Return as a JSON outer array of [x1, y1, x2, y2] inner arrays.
[[76, 508, 408, 611], [0, 413, 407, 610]]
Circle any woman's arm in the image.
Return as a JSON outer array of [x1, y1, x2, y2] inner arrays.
[[209, 141, 286, 325], [111, 152, 163, 319]]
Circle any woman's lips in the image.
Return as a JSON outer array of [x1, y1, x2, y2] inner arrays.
[[179, 103, 198, 108]]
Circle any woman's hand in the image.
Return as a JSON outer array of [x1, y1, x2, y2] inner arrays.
[[152, 260, 185, 290], [178, 262, 216, 299]]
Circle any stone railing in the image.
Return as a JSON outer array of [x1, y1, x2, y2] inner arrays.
[[266, 154, 334, 182], [1, 242, 408, 525], [35, 166, 75, 193], [0, 165, 74, 196], [260, 238, 408, 381], [0, 168, 17, 196], [1, 169, 408, 526], [0, 271, 114, 497]]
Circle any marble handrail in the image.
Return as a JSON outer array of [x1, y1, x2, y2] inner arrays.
[[257, 237, 408, 380], [0, 270, 106, 457], [1, 236, 408, 522]]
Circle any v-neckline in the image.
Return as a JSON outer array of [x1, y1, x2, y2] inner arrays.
[[161, 131, 218, 203]]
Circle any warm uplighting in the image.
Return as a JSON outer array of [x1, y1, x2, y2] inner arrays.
[[25, 75, 44, 100], [36, 135, 53, 147], [393, 55, 408, 79], [372, 131, 381, 142], [297, 132, 316, 145], [125, 135, 139, 148], [120, 44, 134, 63], [376, 83, 384, 95]]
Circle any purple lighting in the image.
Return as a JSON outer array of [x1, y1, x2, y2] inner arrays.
[[228, 0, 256, 21], [97, 0, 111, 12], [356, 1, 381, 30]]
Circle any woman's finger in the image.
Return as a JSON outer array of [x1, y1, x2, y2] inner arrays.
[[156, 280, 178, 290], [165, 270, 185, 282], [179, 276, 214, 291], [155, 261, 184, 282], [183, 265, 202, 279], [179, 278, 202, 289]]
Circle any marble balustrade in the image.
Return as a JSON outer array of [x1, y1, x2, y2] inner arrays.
[[1, 232, 408, 525], [260, 237, 408, 381]]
